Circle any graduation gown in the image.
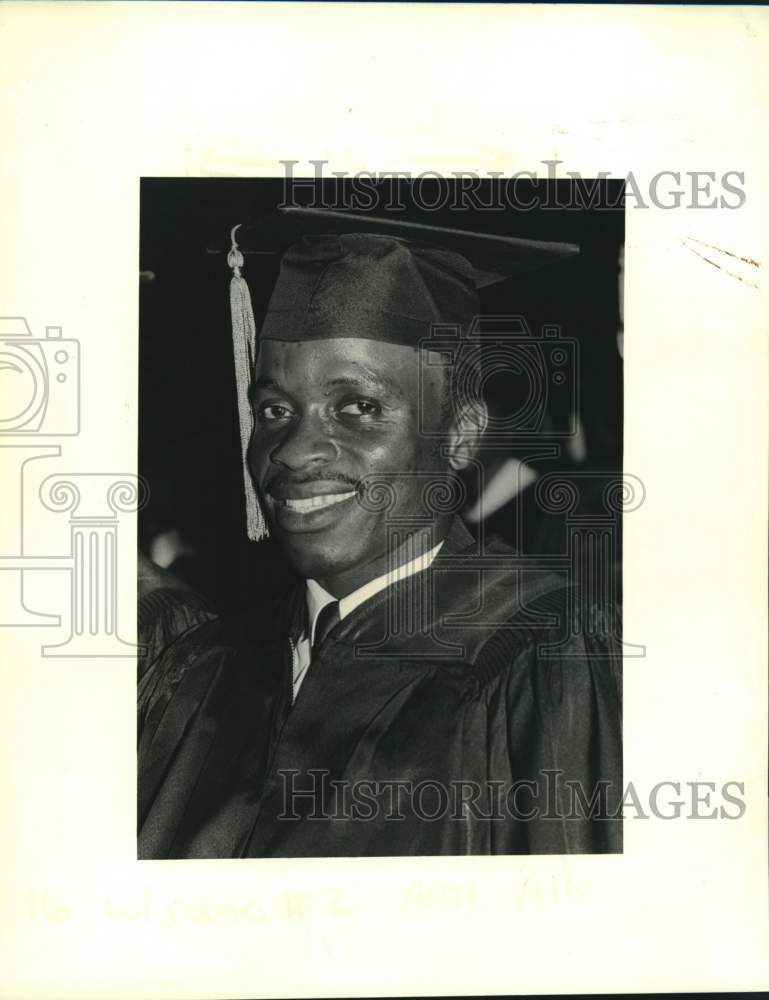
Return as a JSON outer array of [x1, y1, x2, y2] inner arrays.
[[138, 520, 622, 858]]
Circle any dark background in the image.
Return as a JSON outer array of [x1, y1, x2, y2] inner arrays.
[[139, 178, 624, 612]]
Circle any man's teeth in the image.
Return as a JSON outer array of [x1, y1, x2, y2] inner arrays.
[[283, 491, 356, 513]]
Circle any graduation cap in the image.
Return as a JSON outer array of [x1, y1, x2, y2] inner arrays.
[[223, 207, 579, 540]]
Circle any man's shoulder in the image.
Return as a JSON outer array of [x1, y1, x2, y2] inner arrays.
[[436, 526, 571, 621], [431, 524, 621, 666]]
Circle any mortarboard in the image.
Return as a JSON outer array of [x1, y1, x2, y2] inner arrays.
[[222, 207, 580, 541]]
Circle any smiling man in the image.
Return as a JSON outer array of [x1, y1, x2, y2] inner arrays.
[[138, 209, 623, 858]]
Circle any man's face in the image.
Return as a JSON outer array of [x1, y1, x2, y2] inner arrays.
[[248, 337, 453, 595]]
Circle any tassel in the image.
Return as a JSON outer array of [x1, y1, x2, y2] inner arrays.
[[228, 225, 269, 541]]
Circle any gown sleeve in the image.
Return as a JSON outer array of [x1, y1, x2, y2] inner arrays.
[[493, 592, 623, 854]]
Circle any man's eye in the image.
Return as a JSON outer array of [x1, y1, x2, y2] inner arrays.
[[337, 399, 381, 417], [257, 403, 294, 422]]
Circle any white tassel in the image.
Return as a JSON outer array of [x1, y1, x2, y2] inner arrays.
[[228, 225, 269, 541]]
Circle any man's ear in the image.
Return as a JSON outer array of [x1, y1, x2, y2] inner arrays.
[[447, 400, 488, 470]]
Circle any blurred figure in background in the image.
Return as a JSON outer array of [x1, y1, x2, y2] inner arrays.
[[137, 550, 217, 683], [462, 241, 624, 581]]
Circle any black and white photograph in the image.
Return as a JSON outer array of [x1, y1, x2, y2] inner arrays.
[[138, 177, 625, 858], [2, 3, 767, 997]]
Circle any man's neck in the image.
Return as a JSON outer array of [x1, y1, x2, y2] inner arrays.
[[315, 520, 451, 600]]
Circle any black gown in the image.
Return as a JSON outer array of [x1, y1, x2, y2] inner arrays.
[[138, 519, 622, 857]]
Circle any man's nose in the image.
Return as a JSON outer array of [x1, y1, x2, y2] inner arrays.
[[269, 414, 337, 471]]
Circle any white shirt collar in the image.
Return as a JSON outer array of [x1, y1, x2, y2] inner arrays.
[[304, 539, 444, 644]]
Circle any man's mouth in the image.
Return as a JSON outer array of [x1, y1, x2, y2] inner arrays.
[[279, 491, 357, 514]]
